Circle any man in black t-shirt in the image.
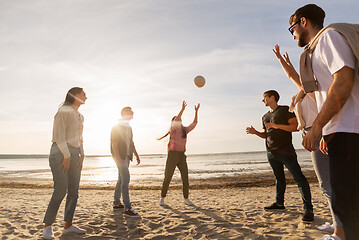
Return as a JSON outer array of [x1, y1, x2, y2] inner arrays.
[[246, 90, 314, 222], [262, 105, 296, 153]]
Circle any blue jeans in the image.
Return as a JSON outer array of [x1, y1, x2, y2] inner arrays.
[[43, 143, 82, 225], [304, 128, 342, 228], [113, 159, 131, 210], [267, 149, 313, 211], [325, 132, 359, 240]]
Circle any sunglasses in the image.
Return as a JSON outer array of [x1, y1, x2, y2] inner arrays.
[[288, 20, 301, 35]]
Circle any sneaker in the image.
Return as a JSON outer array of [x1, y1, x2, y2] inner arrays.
[[62, 225, 86, 235], [159, 198, 165, 206], [184, 198, 194, 206], [113, 203, 125, 210], [302, 209, 314, 222], [264, 202, 285, 210], [43, 226, 54, 239], [317, 234, 341, 240], [124, 207, 140, 218], [317, 222, 335, 233]]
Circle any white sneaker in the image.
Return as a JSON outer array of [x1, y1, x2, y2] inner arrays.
[[317, 234, 341, 240], [43, 226, 54, 239], [317, 222, 335, 233], [159, 198, 165, 206], [184, 198, 194, 206], [62, 225, 86, 235]]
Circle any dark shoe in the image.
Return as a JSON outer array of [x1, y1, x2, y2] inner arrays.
[[302, 209, 314, 222], [264, 202, 285, 210], [123, 207, 141, 218], [113, 203, 124, 210]]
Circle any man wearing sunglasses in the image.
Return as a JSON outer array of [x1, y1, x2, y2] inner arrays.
[[289, 4, 359, 240]]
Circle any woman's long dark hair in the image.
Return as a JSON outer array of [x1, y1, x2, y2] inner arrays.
[[63, 87, 83, 106], [157, 116, 186, 140]]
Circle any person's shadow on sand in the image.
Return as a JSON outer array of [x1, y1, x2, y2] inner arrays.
[[112, 209, 141, 239], [161, 204, 248, 238]]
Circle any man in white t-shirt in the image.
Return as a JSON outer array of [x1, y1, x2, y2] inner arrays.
[[289, 4, 359, 240]]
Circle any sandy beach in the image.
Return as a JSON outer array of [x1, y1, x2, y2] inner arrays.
[[0, 182, 333, 240]]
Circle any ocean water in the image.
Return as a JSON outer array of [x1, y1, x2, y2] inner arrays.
[[0, 150, 313, 187]]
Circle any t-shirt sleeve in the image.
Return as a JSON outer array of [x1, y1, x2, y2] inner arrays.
[[316, 30, 356, 75], [281, 106, 296, 122], [288, 111, 296, 119]]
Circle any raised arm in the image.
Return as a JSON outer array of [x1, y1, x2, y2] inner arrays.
[[186, 103, 200, 133], [193, 103, 199, 123], [273, 45, 316, 101], [273, 45, 301, 90], [175, 101, 187, 121]]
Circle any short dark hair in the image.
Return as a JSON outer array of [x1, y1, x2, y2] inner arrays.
[[264, 90, 280, 102], [121, 107, 133, 117], [290, 4, 325, 29]]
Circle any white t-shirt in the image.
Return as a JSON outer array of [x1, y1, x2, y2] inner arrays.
[[312, 29, 359, 136], [300, 94, 318, 128]]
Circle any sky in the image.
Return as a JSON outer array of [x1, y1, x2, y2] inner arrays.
[[0, 0, 358, 155]]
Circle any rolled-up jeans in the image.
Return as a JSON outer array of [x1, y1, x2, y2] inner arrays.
[[43, 143, 82, 225], [113, 158, 131, 210], [303, 127, 342, 228]]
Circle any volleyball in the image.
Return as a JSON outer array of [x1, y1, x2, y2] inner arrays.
[[194, 75, 206, 88]]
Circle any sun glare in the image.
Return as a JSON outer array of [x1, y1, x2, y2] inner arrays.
[[82, 104, 121, 154]]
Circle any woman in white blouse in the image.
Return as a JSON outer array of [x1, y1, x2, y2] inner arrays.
[[43, 87, 87, 239]]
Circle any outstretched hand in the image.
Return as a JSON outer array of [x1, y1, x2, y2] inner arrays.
[[273, 45, 292, 66], [272, 44, 282, 59], [181, 101, 187, 110], [195, 103, 200, 112], [246, 126, 256, 134]]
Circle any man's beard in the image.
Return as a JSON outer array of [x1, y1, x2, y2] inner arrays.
[[297, 29, 309, 47]]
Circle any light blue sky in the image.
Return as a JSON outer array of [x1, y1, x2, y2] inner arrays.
[[0, 0, 358, 154]]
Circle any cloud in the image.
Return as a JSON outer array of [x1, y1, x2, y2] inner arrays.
[[1, 0, 359, 154]]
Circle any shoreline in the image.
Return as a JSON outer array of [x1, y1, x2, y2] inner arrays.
[[0, 170, 318, 190]]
